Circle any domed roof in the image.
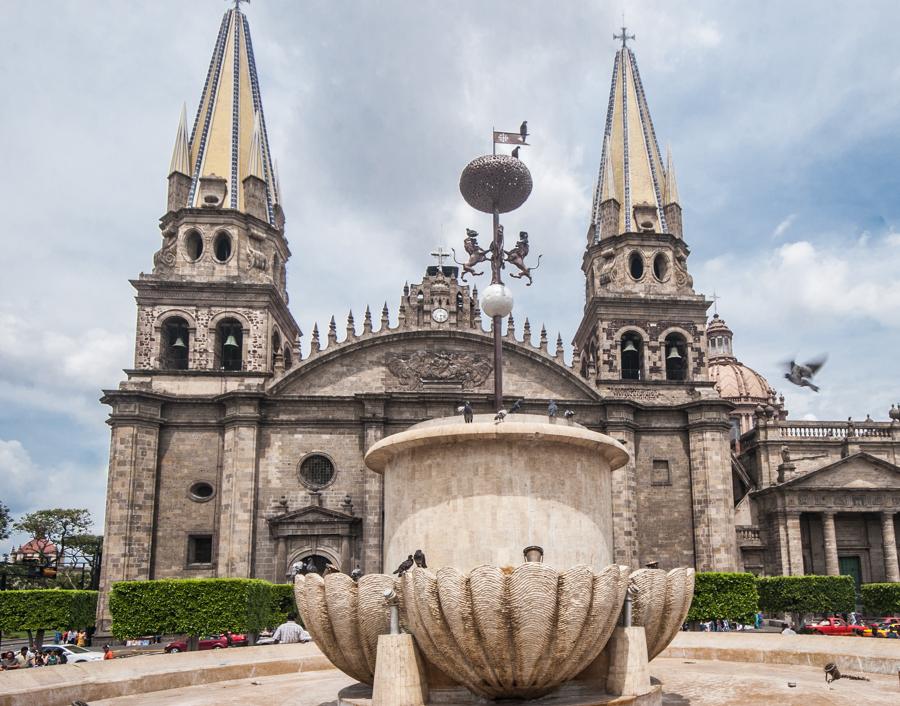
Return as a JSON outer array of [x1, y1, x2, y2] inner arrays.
[[708, 358, 775, 402]]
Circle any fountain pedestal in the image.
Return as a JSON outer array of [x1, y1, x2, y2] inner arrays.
[[365, 414, 628, 573]]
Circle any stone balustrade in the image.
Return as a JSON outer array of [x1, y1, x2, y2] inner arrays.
[[780, 422, 893, 439]]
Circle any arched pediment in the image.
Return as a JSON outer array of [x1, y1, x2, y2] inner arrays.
[[269, 330, 598, 401]]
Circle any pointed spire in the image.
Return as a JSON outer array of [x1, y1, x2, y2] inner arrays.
[[273, 160, 283, 205], [540, 325, 548, 352], [381, 302, 389, 330], [328, 315, 337, 344], [346, 310, 355, 339], [664, 145, 680, 206], [505, 313, 516, 340], [169, 103, 191, 177], [363, 306, 372, 334], [247, 111, 265, 180], [556, 333, 564, 359], [185, 6, 278, 223], [591, 41, 669, 235], [523, 318, 532, 345], [311, 323, 320, 354], [572, 343, 582, 372]]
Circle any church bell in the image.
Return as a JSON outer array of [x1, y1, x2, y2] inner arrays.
[[172, 335, 187, 349], [622, 340, 638, 354], [224, 334, 239, 349], [667, 346, 682, 360]]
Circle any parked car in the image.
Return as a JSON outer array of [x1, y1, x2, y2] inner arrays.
[[48, 645, 104, 663], [862, 620, 900, 637], [164, 633, 247, 653], [800, 617, 865, 636]]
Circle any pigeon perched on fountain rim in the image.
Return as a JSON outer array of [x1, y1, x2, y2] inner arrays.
[[413, 549, 427, 568], [548, 400, 558, 418], [393, 555, 414, 576]]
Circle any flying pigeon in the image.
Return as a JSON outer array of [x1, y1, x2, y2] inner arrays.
[[413, 549, 427, 568], [520, 120, 528, 142], [350, 566, 364, 581], [783, 356, 827, 392], [511, 146, 520, 159], [548, 400, 558, 418], [393, 555, 414, 576], [509, 399, 523, 414], [457, 400, 474, 423], [494, 409, 508, 423], [564, 409, 576, 420]]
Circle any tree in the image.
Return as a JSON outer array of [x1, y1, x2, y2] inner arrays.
[[0, 589, 98, 648], [13, 508, 93, 567], [0, 501, 10, 542], [65, 534, 103, 589]]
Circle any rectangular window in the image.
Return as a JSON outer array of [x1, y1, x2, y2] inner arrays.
[[188, 535, 213, 565], [651, 460, 671, 486]]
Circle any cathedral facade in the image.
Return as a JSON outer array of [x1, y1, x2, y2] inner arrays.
[[95, 7, 899, 631]]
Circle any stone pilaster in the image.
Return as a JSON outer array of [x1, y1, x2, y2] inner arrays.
[[217, 395, 262, 577], [784, 512, 805, 576], [687, 407, 738, 571], [605, 404, 638, 568], [95, 395, 163, 633], [822, 511, 839, 576], [360, 395, 387, 573], [881, 511, 900, 583]]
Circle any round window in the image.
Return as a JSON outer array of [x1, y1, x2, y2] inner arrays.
[[184, 230, 204, 261], [213, 231, 233, 262], [652, 253, 669, 281], [299, 454, 336, 489], [628, 251, 644, 280], [189, 481, 215, 502]]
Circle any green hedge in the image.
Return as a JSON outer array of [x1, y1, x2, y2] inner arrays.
[[756, 575, 855, 615], [110, 578, 272, 639], [861, 583, 900, 615], [268, 582, 298, 627], [0, 589, 98, 631], [686, 572, 758, 624]]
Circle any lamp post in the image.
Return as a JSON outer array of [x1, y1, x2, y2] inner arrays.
[[458, 153, 535, 410]]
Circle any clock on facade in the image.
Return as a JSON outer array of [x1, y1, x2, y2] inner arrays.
[[431, 307, 449, 323]]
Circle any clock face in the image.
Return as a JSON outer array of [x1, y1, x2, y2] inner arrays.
[[431, 307, 449, 323]]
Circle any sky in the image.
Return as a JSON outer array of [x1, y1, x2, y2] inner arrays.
[[1, 0, 899, 549]]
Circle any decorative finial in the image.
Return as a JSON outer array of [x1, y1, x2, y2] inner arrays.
[[430, 246, 451, 269], [613, 26, 635, 47], [231, 0, 250, 11], [711, 290, 720, 316]]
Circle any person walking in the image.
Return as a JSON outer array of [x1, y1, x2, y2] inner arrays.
[[272, 614, 310, 644]]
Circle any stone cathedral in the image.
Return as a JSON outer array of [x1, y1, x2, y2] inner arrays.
[[96, 7, 900, 631]]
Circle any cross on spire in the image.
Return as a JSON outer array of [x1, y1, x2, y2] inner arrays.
[[231, 0, 250, 11], [431, 247, 451, 268], [614, 26, 635, 47], [711, 290, 720, 316]]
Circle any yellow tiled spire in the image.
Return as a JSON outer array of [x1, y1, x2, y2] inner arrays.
[[181, 5, 278, 223], [591, 39, 672, 238]]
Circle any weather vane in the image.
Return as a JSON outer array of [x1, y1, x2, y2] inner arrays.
[[455, 123, 541, 410]]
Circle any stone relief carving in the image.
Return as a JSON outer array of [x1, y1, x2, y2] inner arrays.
[[386, 350, 492, 390], [247, 247, 268, 271], [674, 252, 693, 289], [598, 249, 618, 286], [153, 228, 178, 270]]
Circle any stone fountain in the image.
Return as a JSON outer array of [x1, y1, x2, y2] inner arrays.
[[294, 146, 695, 705]]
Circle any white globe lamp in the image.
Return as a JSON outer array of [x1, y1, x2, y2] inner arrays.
[[481, 283, 514, 318]]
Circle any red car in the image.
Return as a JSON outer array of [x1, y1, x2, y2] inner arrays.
[[801, 617, 865, 636], [164, 633, 247, 653]]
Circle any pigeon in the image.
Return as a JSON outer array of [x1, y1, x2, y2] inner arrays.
[[393, 555, 414, 576], [494, 409, 508, 423], [548, 400, 558, 418], [520, 120, 528, 142], [509, 399, 523, 414], [323, 563, 339, 576], [303, 558, 319, 574], [350, 566, 363, 581], [511, 146, 520, 159], [564, 409, 576, 420], [413, 549, 427, 568], [457, 400, 474, 423], [783, 356, 827, 392]]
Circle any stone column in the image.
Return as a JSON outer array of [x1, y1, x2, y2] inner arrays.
[[360, 395, 387, 573], [340, 534, 352, 572], [605, 404, 638, 568], [217, 396, 262, 578], [881, 512, 900, 583], [784, 512, 805, 576], [822, 511, 839, 576], [275, 537, 287, 581]]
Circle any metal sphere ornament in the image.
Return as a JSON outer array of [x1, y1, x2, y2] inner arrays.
[[459, 155, 533, 214], [481, 283, 514, 318]]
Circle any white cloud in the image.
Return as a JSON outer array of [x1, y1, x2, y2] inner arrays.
[[771, 214, 797, 239]]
